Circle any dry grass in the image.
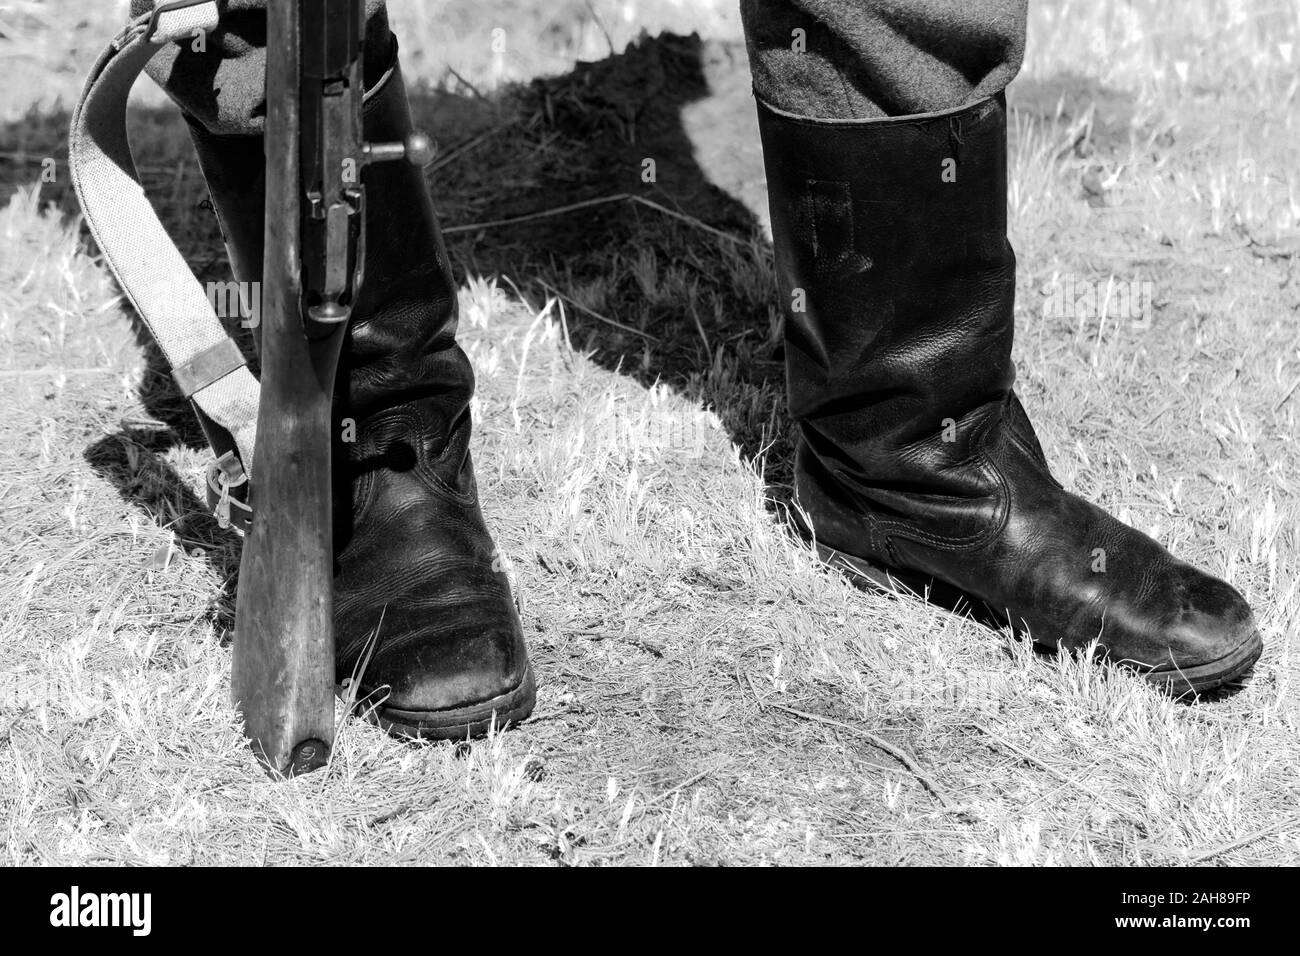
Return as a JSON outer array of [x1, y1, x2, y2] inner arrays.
[[0, 0, 1297, 865]]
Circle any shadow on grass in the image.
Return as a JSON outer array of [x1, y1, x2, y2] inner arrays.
[[426, 33, 790, 483], [1, 97, 244, 629]]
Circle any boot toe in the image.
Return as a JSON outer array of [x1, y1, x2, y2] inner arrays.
[[357, 576, 530, 711], [341, 563, 535, 735], [334, 469, 537, 737], [1126, 567, 1261, 693]]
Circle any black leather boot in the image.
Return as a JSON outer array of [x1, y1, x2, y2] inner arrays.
[[756, 94, 1262, 696], [147, 8, 535, 736]]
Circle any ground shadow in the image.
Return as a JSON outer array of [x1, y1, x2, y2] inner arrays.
[[423, 34, 791, 485], [2, 98, 246, 627]]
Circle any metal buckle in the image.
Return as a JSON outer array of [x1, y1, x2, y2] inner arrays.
[[144, 0, 218, 44], [205, 450, 251, 534]]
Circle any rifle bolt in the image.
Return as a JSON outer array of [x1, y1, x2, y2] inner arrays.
[[363, 132, 436, 167]]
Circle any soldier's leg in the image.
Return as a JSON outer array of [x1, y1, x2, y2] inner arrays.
[[130, 0, 535, 736], [741, 0, 1262, 693], [740, 0, 1026, 117]]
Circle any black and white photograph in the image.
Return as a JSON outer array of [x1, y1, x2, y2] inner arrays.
[[0, 0, 1295, 895]]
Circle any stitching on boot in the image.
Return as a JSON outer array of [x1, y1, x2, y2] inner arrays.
[[872, 405, 1011, 553], [415, 466, 477, 507]]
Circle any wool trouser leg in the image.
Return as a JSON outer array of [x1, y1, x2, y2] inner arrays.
[[738, 0, 1027, 118], [130, 0, 393, 134]]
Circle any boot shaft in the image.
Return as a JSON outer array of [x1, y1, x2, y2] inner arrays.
[[758, 94, 1018, 492], [173, 28, 476, 507]]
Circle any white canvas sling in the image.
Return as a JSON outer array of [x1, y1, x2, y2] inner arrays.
[[69, 0, 257, 531]]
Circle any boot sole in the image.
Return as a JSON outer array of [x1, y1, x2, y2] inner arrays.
[[1137, 632, 1263, 698], [350, 666, 537, 741], [816, 543, 1263, 697]]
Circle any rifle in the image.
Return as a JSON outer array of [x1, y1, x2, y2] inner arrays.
[[233, 0, 433, 775], [69, 0, 432, 778]]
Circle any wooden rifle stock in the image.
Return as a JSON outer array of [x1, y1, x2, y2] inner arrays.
[[231, 0, 433, 775], [231, 0, 365, 776]]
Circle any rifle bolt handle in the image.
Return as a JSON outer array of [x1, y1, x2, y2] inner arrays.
[[364, 132, 436, 168]]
